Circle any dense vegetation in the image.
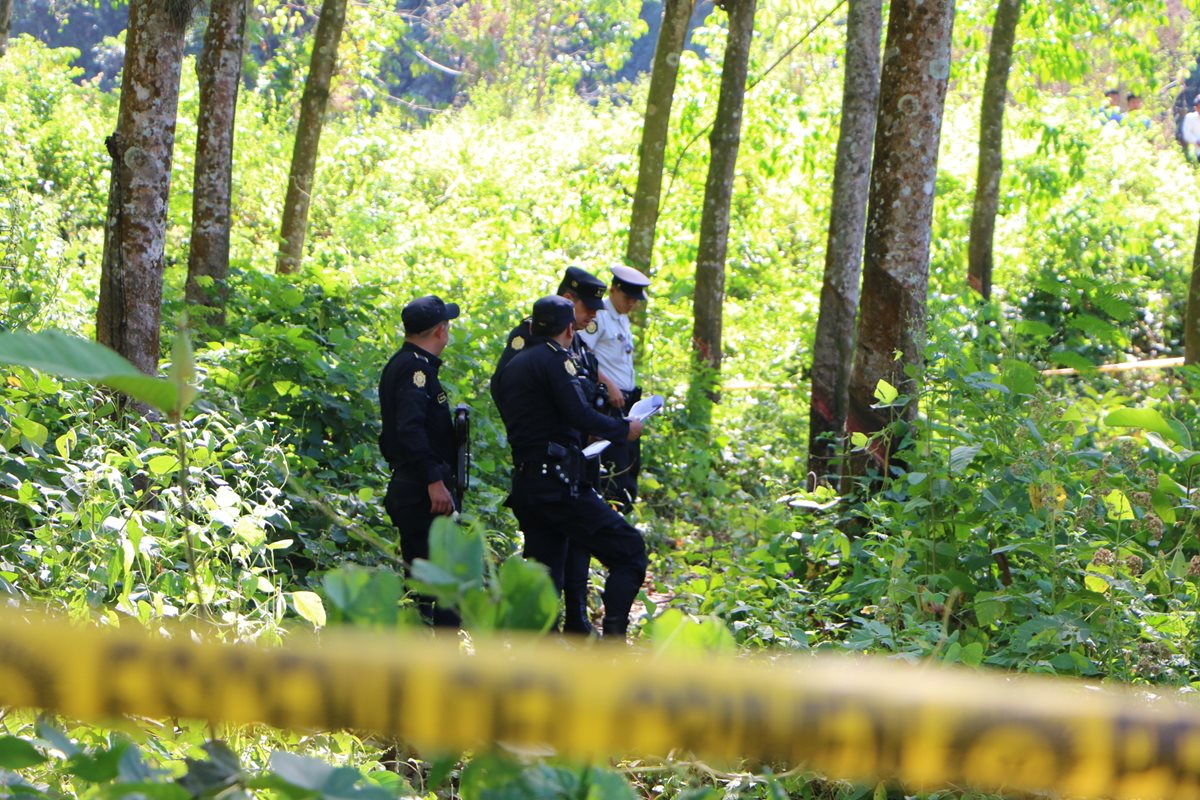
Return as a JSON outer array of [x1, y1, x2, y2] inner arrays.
[[3, 1, 1200, 797]]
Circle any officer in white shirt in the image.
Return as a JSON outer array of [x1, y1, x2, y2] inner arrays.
[[578, 265, 651, 511], [1184, 95, 1200, 161]]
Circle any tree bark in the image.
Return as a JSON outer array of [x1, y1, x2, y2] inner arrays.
[[689, 0, 756, 422], [845, 0, 955, 477], [275, 0, 347, 275], [96, 0, 192, 375], [806, 0, 882, 484], [1187, 217, 1200, 365], [185, 0, 248, 324], [966, 0, 1022, 300], [626, 0, 694, 272], [0, 0, 12, 57]]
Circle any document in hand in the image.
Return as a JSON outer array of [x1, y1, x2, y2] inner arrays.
[[582, 394, 664, 458]]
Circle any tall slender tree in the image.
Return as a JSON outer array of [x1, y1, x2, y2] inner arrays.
[[1187, 218, 1200, 365], [806, 0, 883, 484], [276, 0, 348, 275], [626, 0, 694, 272], [844, 0, 955, 477], [96, 0, 193, 375], [967, 0, 1022, 300], [0, 0, 12, 57], [185, 0, 248, 324], [690, 0, 756, 425]]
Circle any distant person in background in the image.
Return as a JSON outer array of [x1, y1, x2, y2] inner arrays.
[[378, 294, 462, 628], [1125, 93, 1150, 129], [578, 265, 652, 513], [1103, 88, 1124, 123], [1182, 95, 1200, 161]]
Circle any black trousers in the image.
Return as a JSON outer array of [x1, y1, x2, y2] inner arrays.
[[599, 387, 642, 512], [385, 475, 461, 628], [510, 482, 647, 636]]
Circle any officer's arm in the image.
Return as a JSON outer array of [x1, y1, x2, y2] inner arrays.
[[597, 366, 625, 410], [545, 356, 628, 441], [393, 382, 443, 483]]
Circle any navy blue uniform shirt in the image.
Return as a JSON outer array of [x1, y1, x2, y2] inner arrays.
[[492, 337, 628, 464], [378, 342, 454, 484], [491, 318, 603, 408]]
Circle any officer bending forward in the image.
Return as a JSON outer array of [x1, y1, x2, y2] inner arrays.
[[492, 296, 647, 638]]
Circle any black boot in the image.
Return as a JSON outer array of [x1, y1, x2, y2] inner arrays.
[[600, 616, 628, 641], [562, 596, 594, 635]]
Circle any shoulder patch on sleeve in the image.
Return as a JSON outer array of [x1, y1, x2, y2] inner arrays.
[[413, 371, 427, 388], [512, 335, 525, 351], [585, 320, 598, 335]]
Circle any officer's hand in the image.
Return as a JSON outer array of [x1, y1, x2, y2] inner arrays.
[[607, 383, 626, 410], [627, 419, 644, 441], [428, 481, 454, 515]]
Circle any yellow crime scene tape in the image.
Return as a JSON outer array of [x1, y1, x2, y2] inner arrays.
[[3, 605, 1200, 799]]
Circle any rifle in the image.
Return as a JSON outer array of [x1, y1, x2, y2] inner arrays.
[[453, 403, 470, 511]]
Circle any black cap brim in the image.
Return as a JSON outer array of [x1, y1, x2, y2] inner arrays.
[[444, 302, 461, 321], [614, 281, 646, 300]]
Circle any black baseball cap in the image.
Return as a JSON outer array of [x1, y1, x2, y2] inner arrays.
[[402, 294, 460, 334], [557, 266, 606, 311], [531, 295, 575, 336]]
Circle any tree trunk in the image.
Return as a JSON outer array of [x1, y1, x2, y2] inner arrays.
[[275, 0, 347, 275], [844, 0, 955, 478], [689, 0, 756, 424], [0, 0, 12, 57], [1187, 217, 1200, 365], [806, 0, 883, 484], [185, 0, 248, 325], [626, 0, 694, 272], [96, 0, 192, 375], [966, 0, 1022, 300]]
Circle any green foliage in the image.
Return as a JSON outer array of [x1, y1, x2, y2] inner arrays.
[[5, 7, 1200, 798]]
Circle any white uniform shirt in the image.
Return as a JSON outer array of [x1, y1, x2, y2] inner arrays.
[[578, 297, 636, 391], [1184, 111, 1200, 146]]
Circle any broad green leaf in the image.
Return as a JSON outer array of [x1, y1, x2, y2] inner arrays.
[[1105, 407, 1179, 443], [948, 445, 982, 475], [873, 379, 899, 405], [496, 557, 558, 632], [67, 741, 128, 782], [999, 359, 1039, 396], [1104, 490, 1135, 522], [0, 330, 185, 414], [850, 431, 869, 448], [428, 516, 484, 589], [960, 641, 984, 666], [291, 591, 326, 628], [54, 429, 76, 459], [0, 737, 45, 770], [1084, 573, 1111, 594], [146, 455, 179, 476], [167, 324, 198, 414]]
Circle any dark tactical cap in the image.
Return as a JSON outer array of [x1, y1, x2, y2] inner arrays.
[[402, 294, 460, 334], [611, 265, 650, 300], [557, 266, 606, 311], [531, 295, 576, 336]]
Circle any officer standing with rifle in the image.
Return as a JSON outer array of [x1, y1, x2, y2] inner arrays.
[[493, 296, 647, 640], [378, 294, 464, 628]]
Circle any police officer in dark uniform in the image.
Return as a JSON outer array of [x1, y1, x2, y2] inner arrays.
[[378, 294, 462, 628], [493, 296, 648, 640], [490, 266, 623, 635]]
